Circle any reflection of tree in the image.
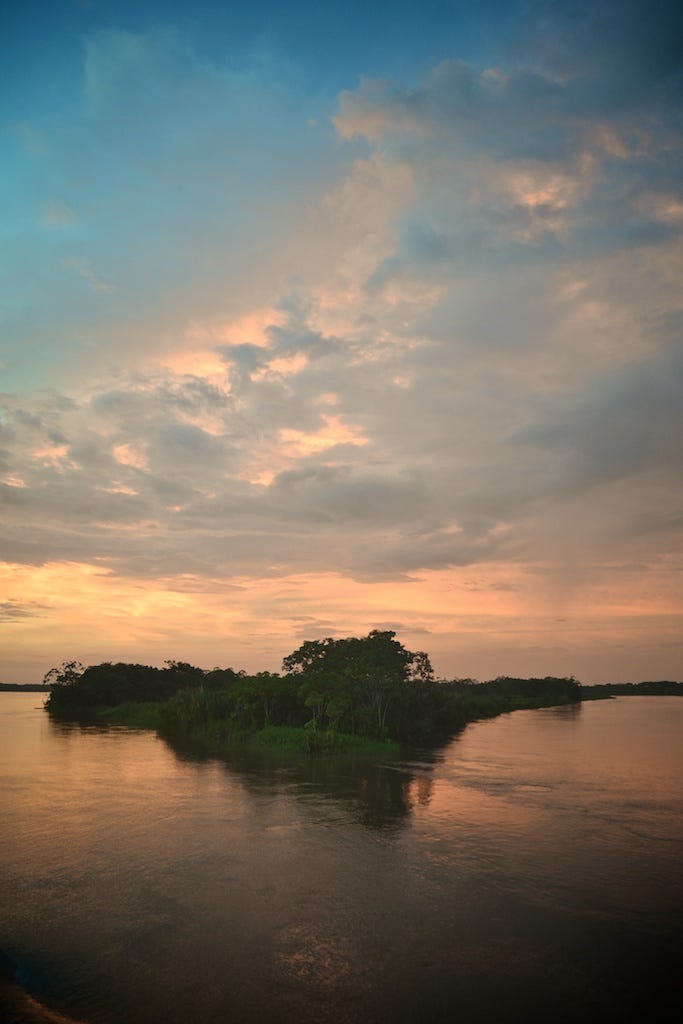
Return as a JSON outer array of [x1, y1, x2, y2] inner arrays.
[[47, 715, 105, 737], [356, 763, 436, 828], [161, 733, 439, 831], [357, 765, 414, 828]]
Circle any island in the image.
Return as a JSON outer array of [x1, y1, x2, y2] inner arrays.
[[42, 630, 588, 754]]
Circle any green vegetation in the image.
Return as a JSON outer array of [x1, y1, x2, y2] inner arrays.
[[442, 676, 583, 721], [99, 701, 166, 730], [0, 683, 51, 691], [580, 680, 683, 699], [43, 632, 587, 753], [43, 658, 215, 711]]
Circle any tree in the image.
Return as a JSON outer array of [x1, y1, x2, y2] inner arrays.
[[43, 660, 84, 688], [253, 671, 287, 725], [347, 630, 428, 734], [282, 638, 340, 675], [282, 630, 435, 737]]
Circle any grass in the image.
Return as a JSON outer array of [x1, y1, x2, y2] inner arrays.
[[164, 720, 398, 757], [98, 701, 165, 730], [253, 724, 398, 755], [97, 704, 398, 755]]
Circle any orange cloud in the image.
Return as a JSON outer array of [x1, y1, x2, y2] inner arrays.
[[113, 443, 148, 470], [32, 444, 71, 466], [278, 415, 369, 457], [0, 559, 681, 684]]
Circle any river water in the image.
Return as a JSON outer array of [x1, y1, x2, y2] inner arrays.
[[1, 694, 681, 1024]]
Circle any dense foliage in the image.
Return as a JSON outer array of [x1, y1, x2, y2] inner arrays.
[[0, 683, 51, 691], [580, 680, 683, 698], [44, 632, 583, 747], [44, 659, 236, 711]]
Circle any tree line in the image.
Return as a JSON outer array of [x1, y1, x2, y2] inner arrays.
[[581, 680, 683, 698], [44, 631, 583, 746]]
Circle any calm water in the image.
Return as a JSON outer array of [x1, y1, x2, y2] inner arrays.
[[1, 695, 681, 1024]]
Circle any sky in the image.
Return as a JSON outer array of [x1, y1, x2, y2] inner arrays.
[[1, 0, 682, 684]]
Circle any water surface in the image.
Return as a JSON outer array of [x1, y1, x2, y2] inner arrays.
[[1, 695, 681, 1023]]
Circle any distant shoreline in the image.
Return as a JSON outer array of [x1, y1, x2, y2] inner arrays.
[[0, 684, 51, 692]]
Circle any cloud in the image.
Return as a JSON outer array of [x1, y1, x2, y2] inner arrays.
[[332, 2, 683, 298], [42, 200, 77, 227], [515, 341, 683, 491], [2, 3, 682, 680], [62, 258, 114, 293], [517, 0, 683, 105], [3, 27, 339, 391], [0, 600, 49, 622]]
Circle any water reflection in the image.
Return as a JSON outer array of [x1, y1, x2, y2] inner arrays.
[[162, 733, 440, 831], [3, 695, 682, 1024], [45, 707, 445, 832]]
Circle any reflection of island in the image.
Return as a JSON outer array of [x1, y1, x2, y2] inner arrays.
[[45, 699, 440, 830], [167, 732, 439, 830]]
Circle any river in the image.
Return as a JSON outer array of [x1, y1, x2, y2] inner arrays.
[[1, 694, 681, 1023]]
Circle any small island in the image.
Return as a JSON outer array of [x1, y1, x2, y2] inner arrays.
[[43, 630, 589, 754]]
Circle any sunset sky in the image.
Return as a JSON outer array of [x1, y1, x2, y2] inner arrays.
[[1, 0, 682, 684]]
